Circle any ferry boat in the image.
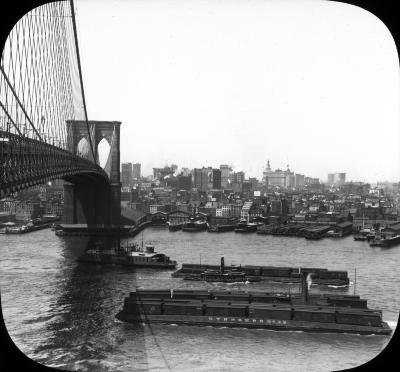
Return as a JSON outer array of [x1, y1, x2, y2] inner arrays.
[[78, 242, 177, 268], [234, 218, 261, 233], [182, 216, 208, 232], [116, 282, 392, 335]]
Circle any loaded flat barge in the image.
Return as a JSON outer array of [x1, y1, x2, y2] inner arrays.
[[172, 260, 349, 286], [116, 286, 392, 335]]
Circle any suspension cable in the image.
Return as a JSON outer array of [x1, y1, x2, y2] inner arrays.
[[69, 0, 96, 164]]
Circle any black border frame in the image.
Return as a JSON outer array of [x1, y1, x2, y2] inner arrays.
[[0, 1, 399, 371]]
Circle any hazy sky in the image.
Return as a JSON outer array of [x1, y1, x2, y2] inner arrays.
[[74, 0, 400, 182]]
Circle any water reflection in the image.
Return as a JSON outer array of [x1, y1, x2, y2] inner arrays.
[[32, 236, 149, 371]]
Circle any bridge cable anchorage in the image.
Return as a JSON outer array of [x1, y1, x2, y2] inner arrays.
[[69, 0, 96, 164]]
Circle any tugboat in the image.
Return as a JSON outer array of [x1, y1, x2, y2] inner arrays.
[[182, 257, 261, 283], [115, 274, 392, 335], [234, 218, 261, 233], [182, 216, 208, 232], [172, 261, 349, 287], [78, 241, 177, 268]]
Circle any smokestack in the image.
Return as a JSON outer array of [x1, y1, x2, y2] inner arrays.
[[220, 257, 225, 273], [301, 273, 308, 303]]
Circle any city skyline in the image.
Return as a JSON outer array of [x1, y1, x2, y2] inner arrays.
[[77, 0, 400, 183], [120, 160, 387, 186]]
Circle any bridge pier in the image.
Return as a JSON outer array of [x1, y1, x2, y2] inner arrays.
[[110, 183, 122, 225], [63, 177, 116, 225], [63, 182, 76, 224]]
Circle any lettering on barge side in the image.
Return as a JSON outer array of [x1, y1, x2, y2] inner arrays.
[[207, 317, 287, 326]]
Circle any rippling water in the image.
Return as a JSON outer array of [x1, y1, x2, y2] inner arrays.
[[0, 227, 399, 371]]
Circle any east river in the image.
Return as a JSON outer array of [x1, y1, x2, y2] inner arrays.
[[0, 227, 399, 371]]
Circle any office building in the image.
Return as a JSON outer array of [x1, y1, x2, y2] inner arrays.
[[132, 163, 141, 180], [121, 163, 133, 187], [220, 164, 232, 189]]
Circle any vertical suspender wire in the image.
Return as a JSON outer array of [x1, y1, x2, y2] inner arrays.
[[62, 1, 74, 151], [69, 0, 96, 164]]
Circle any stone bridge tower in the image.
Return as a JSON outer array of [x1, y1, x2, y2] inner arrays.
[[63, 120, 121, 225]]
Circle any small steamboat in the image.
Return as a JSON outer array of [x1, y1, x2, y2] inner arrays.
[[180, 258, 261, 283], [78, 242, 177, 268], [172, 259, 349, 287]]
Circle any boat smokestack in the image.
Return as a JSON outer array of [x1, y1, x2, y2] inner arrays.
[[301, 272, 308, 303], [220, 257, 225, 273]]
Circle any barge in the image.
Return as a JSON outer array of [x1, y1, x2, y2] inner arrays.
[[54, 224, 134, 236], [115, 286, 392, 335], [172, 260, 349, 287], [207, 224, 236, 233]]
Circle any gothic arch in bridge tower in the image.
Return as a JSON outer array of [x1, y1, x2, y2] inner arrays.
[[97, 137, 111, 169]]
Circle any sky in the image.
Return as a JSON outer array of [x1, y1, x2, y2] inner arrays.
[[74, 0, 400, 183]]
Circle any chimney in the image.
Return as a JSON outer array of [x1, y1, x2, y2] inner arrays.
[[220, 257, 225, 273], [301, 272, 308, 304]]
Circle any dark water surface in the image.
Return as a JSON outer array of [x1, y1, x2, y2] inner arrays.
[[0, 227, 399, 371]]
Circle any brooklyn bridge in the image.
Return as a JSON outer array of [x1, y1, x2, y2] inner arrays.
[[0, 1, 122, 226]]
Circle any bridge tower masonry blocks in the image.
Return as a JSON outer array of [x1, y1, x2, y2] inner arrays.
[[63, 120, 122, 225]]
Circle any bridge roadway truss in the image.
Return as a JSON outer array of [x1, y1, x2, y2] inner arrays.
[[0, 129, 107, 198]]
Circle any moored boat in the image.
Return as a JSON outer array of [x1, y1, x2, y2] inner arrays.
[[234, 219, 261, 233], [167, 222, 183, 232], [369, 234, 400, 248], [353, 234, 367, 241], [207, 224, 236, 233], [182, 216, 208, 232]]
